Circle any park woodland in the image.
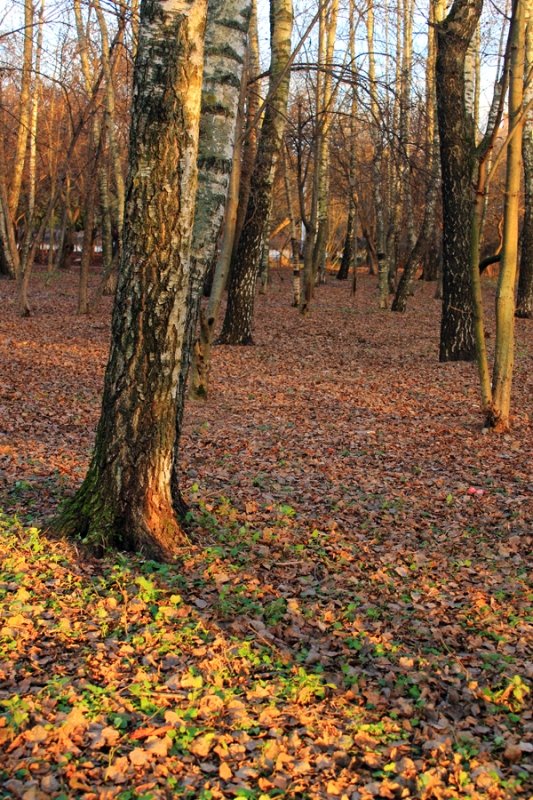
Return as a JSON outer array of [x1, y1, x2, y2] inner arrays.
[[0, 0, 531, 798]]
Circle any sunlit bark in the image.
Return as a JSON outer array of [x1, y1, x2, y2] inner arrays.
[[55, 0, 208, 558], [516, 7, 533, 318], [489, 0, 526, 430]]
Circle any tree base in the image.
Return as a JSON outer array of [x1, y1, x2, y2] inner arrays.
[[51, 468, 190, 562]]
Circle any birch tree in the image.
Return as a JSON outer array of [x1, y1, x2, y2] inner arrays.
[[436, 0, 483, 361], [516, 5, 532, 318], [171, 0, 251, 505], [219, 0, 294, 344], [55, 0, 208, 558]]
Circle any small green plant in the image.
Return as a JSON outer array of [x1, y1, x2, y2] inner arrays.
[[0, 696, 30, 731]]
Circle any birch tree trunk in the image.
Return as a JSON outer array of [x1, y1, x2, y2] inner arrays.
[[282, 143, 302, 304], [54, 0, 208, 559], [233, 0, 261, 249], [367, 0, 389, 309], [219, 0, 293, 344], [188, 106, 245, 400], [313, 0, 339, 284], [392, 0, 444, 310], [170, 0, 251, 508], [17, 0, 45, 316], [337, 0, 358, 284], [9, 0, 34, 222], [436, 0, 483, 362], [516, 6, 532, 318]]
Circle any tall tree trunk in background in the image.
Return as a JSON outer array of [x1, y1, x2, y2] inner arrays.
[[391, 0, 415, 286], [367, 0, 388, 309], [436, 0, 482, 362], [0, 166, 20, 279], [78, 138, 101, 314], [219, 0, 293, 344], [9, 0, 34, 221], [392, 0, 444, 310], [488, 0, 526, 430], [282, 143, 301, 303], [422, 0, 445, 281], [170, 0, 251, 508], [233, 0, 261, 250], [54, 0, 208, 559], [338, 3, 358, 284], [313, 0, 339, 285], [516, 6, 532, 318], [93, 0, 126, 272], [73, 0, 110, 288], [17, 0, 45, 316]]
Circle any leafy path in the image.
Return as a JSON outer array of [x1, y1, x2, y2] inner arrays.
[[0, 269, 532, 799]]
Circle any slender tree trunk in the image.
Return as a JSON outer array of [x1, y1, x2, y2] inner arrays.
[[367, 0, 389, 309], [78, 154, 99, 315], [436, 0, 483, 362], [489, 0, 526, 430], [516, 6, 532, 318], [17, 0, 45, 316], [54, 0, 208, 559], [93, 0, 126, 262], [9, 0, 34, 220], [281, 143, 301, 304], [219, 0, 293, 344], [314, 0, 339, 285], [233, 0, 261, 249]]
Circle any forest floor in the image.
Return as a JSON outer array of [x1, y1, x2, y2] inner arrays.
[[0, 266, 532, 800]]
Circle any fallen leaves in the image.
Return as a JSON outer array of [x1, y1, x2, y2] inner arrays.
[[0, 270, 532, 797]]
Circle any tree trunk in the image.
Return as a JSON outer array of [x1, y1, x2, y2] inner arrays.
[[17, 0, 45, 317], [516, 6, 532, 318], [9, 0, 34, 220], [233, 0, 260, 250], [436, 0, 482, 362], [337, 206, 354, 281], [54, 0, 208, 559], [170, 0, 251, 507], [188, 63, 248, 401], [367, 0, 389, 309], [488, 0, 526, 430], [78, 152, 99, 315], [219, 0, 293, 344]]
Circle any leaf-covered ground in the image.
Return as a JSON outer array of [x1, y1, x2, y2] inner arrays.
[[0, 268, 532, 800]]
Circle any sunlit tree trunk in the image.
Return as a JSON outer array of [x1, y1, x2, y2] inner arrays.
[[219, 0, 293, 344], [392, 0, 444, 310], [488, 0, 526, 430], [314, 0, 339, 284], [16, 0, 43, 314], [73, 0, 109, 292], [516, 6, 532, 318], [436, 0, 482, 362], [55, 0, 208, 558], [9, 0, 34, 222]]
